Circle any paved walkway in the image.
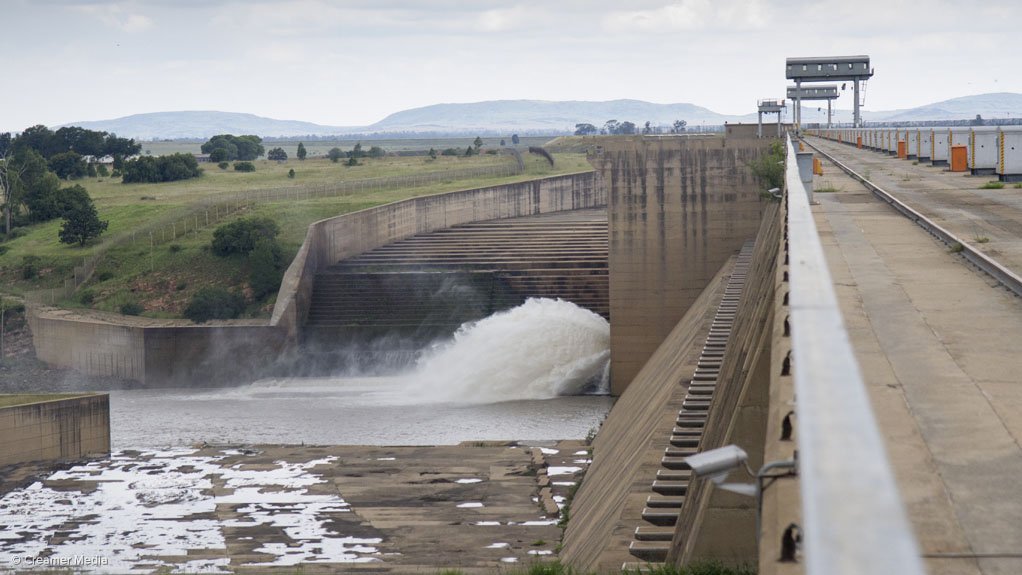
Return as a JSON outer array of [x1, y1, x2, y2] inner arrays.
[[811, 149, 1022, 575]]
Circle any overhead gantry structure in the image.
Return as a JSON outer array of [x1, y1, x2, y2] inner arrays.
[[787, 84, 839, 129], [786, 55, 873, 130], [757, 99, 785, 138]]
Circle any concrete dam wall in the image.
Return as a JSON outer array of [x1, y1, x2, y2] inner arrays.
[[562, 128, 780, 570], [0, 394, 110, 468], [596, 125, 771, 393]]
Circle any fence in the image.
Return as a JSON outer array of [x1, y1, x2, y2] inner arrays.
[[25, 159, 523, 305]]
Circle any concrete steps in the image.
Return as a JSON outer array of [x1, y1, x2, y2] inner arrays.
[[301, 210, 609, 366], [627, 241, 755, 563]]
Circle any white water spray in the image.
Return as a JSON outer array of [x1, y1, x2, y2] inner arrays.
[[407, 298, 610, 404]]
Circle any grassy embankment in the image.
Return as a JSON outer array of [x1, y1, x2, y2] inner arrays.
[[0, 150, 591, 319], [0, 394, 86, 407]]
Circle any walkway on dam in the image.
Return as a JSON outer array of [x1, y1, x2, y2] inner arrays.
[[811, 144, 1022, 575]]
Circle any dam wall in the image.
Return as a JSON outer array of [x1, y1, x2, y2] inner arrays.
[[594, 125, 772, 393], [0, 394, 110, 468], [667, 201, 780, 566], [30, 171, 603, 385], [559, 258, 733, 572]]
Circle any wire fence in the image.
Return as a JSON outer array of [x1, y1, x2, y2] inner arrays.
[[25, 160, 523, 306]]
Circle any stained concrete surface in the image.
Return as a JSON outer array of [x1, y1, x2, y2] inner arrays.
[[0, 442, 587, 573], [811, 148, 1022, 575]]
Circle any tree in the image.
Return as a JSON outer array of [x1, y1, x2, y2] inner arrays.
[[351, 142, 364, 159], [642, 121, 653, 135], [511, 134, 520, 146], [464, 146, 474, 157], [473, 136, 483, 151], [201, 134, 264, 161], [296, 142, 307, 161], [267, 147, 288, 161], [428, 147, 438, 160], [671, 120, 688, 134], [574, 123, 598, 136], [288, 168, 295, 179], [618, 121, 636, 135], [604, 120, 619, 135], [368, 145, 386, 159], [48, 151, 88, 179], [346, 155, 359, 166], [327, 147, 343, 163], [58, 195, 108, 246], [500, 139, 506, 146]]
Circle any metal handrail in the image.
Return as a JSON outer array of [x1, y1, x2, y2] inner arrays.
[[784, 135, 926, 574]]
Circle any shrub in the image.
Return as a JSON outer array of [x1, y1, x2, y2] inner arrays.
[[110, 169, 122, 178], [267, 147, 288, 161], [97, 270, 115, 281], [367, 146, 385, 159], [233, 161, 255, 172], [211, 217, 280, 257], [327, 147, 343, 163], [441, 148, 460, 156], [97, 164, 109, 177], [248, 238, 284, 300], [218, 161, 229, 170], [120, 301, 143, 316], [750, 141, 785, 190], [122, 153, 202, 183], [169, 244, 183, 253], [346, 156, 359, 166], [288, 168, 295, 179], [176, 281, 187, 291], [78, 289, 95, 305], [21, 255, 41, 280], [980, 181, 1005, 189], [184, 287, 246, 323]]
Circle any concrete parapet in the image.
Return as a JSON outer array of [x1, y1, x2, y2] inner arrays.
[[0, 394, 110, 467], [593, 129, 771, 394]]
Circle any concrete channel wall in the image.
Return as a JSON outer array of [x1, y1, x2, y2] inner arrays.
[[30, 171, 604, 385], [0, 394, 110, 467], [271, 171, 605, 338]]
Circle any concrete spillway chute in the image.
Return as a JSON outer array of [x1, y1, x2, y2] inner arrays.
[[786, 55, 873, 129]]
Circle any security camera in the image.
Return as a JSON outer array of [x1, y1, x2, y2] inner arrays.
[[684, 445, 749, 480]]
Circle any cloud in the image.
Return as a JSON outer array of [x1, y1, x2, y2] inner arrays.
[[603, 0, 770, 33], [74, 3, 153, 32]]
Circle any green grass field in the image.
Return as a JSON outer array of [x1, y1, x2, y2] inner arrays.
[[143, 136, 557, 158], [0, 149, 592, 319]]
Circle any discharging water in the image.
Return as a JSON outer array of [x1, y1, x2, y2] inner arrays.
[[111, 299, 614, 449]]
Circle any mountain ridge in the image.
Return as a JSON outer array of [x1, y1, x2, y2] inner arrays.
[[54, 93, 1022, 140]]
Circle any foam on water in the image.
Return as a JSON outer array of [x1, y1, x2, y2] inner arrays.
[[407, 298, 610, 404]]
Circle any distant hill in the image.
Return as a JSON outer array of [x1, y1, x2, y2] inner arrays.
[[57, 93, 1022, 139], [59, 111, 350, 140], [363, 99, 738, 132]]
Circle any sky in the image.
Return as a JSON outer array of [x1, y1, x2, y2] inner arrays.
[[3, 0, 1021, 132]]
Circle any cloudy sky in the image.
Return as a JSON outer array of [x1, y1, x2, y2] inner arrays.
[[3, 0, 1020, 131]]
